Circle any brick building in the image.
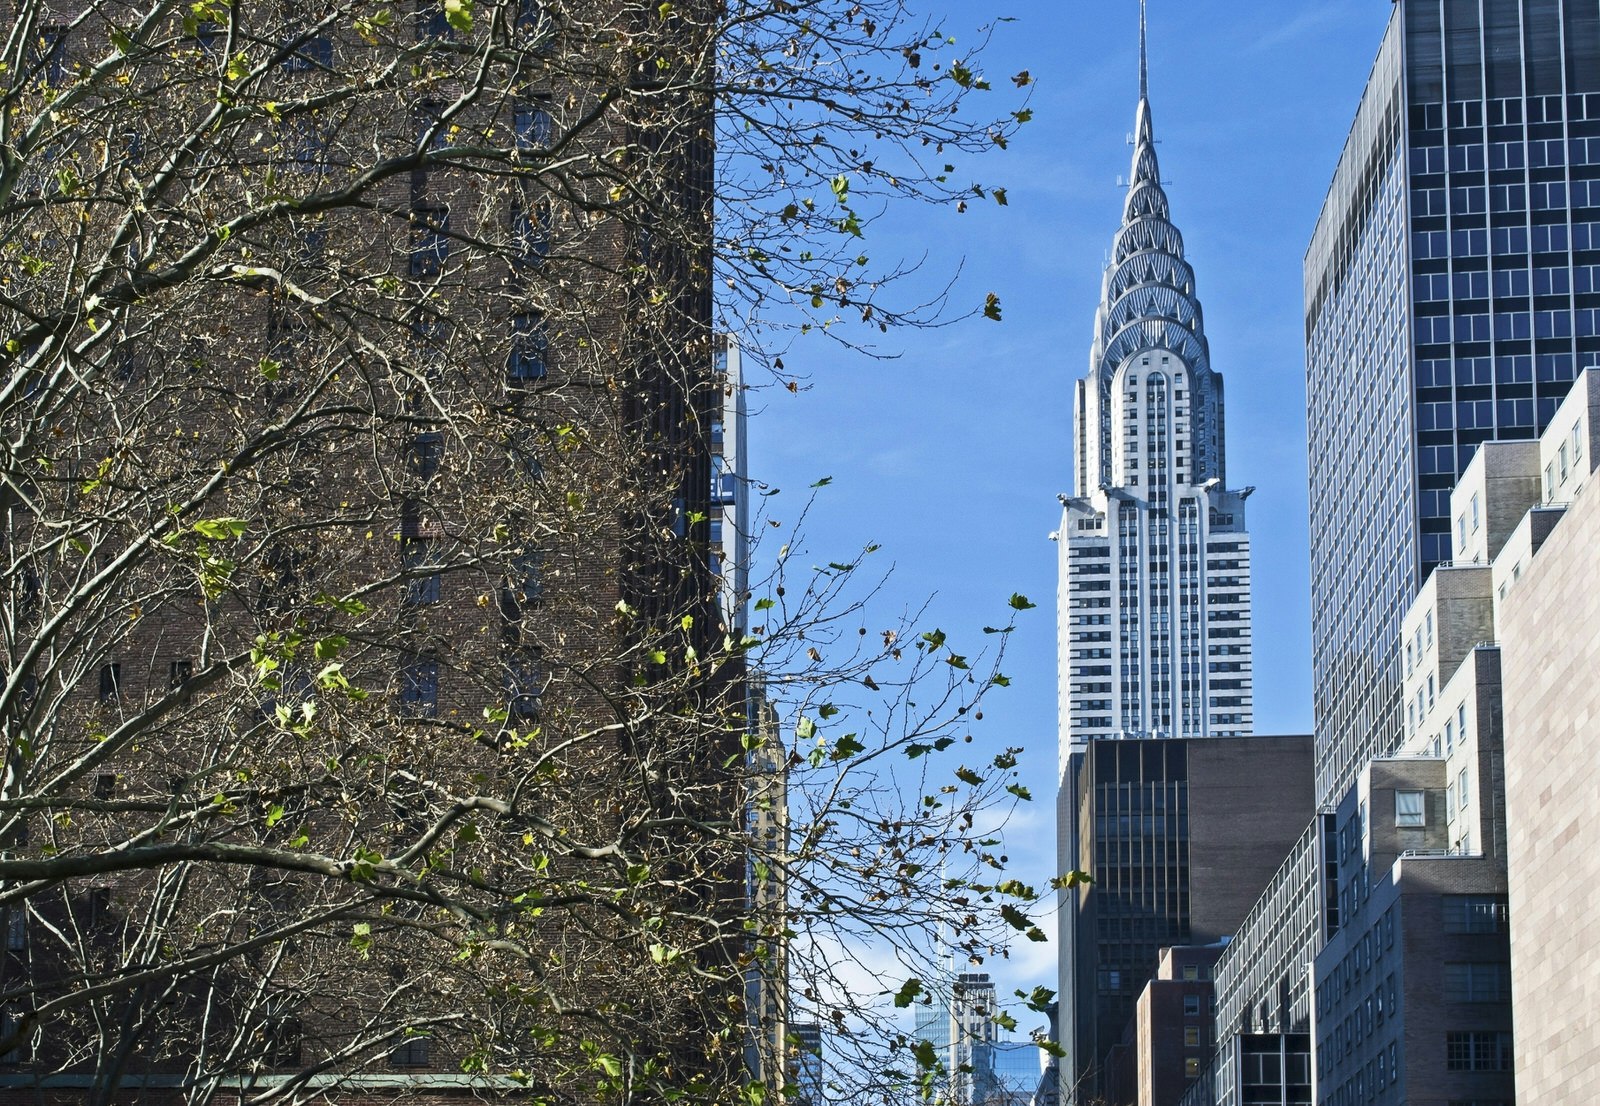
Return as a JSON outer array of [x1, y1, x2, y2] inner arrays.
[[0, 1, 739, 1101]]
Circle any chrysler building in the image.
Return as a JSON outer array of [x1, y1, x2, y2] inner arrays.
[[1055, 11, 1255, 768]]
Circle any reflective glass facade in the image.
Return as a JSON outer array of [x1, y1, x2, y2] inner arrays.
[[1307, 0, 1600, 808]]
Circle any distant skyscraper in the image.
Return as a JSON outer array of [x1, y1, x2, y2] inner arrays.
[[1056, 12, 1254, 766], [1053, 9, 1280, 1102], [913, 973, 1040, 1106], [1306, 0, 1600, 807]]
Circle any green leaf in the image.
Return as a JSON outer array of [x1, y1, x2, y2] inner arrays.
[[818, 703, 839, 720], [911, 1039, 939, 1069], [999, 904, 1031, 932], [754, 597, 776, 611], [1006, 783, 1033, 801], [1051, 870, 1093, 890], [893, 977, 924, 1008], [796, 717, 816, 740], [991, 673, 1012, 687], [192, 517, 248, 540], [830, 734, 865, 761], [1008, 593, 1036, 610], [811, 475, 833, 487], [955, 767, 984, 786], [983, 292, 1003, 322], [1017, 986, 1056, 1012], [444, 0, 473, 32], [921, 628, 947, 650], [993, 1012, 1018, 1031]]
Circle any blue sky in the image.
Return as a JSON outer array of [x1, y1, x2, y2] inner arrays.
[[747, 1, 1394, 1020]]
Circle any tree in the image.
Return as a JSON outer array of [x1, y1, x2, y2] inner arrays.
[[0, 1, 1044, 1103]]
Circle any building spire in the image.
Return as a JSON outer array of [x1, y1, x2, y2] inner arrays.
[[1139, 0, 1148, 101]]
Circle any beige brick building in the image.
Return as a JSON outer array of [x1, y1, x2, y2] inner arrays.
[[1498, 371, 1600, 1106]]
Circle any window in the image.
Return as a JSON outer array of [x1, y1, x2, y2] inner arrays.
[[1470, 492, 1480, 531], [502, 653, 542, 722], [0, 1007, 23, 1063], [32, 26, 69, 87], [509, 196, 550, 269], [1445, 1031, 1512, 1071], [402, 539, 442, 605], [281, 33, 333, 71], [1181, 965, 1199, 981], [1185, 1058, 1201, 1078], [391, 1033, 431, 1067], [501, 548, 544, 621], [1444, 962, 1510, 1003], [512, 99, 554, 151], [406, 432, 444, 480], [1442, 895, 1508, 934], [409, 205, 449, 278], [1574, 423, 1584, 461], [1459, 767, 1469, 807], [98, 663, 122, 702], [507, 313, 548, 384], [398, 658, 439, 717], [1457, 703, 1467, 738], [1184, 1026, 1201, 1047], [264, 1015, 303, 1066], [1184, 995, 1202, 1017], [1395, 790, 1425, 828]]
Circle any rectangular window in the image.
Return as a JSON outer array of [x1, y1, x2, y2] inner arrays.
[[1184, 1026, 1201, 1047], [507, 313, 549, 385], [1184, 995, 1202, 1017], [98, 663, 122, 702], [1445, 1030, 1512, 1071], [512, 99, 554, 151], [32, 26, 69, 87], [1396, 790, 1425, 828], [391, 1033, 432, 1067], [1444, 962, 1510, 1003], [402, 539, 442, 606], [409, 205, 450, 278], [1442, 895, 1508, 934], [406, 432, 444, 480], [1459, 767, 1469, 807], [398, 658, 439, 717]]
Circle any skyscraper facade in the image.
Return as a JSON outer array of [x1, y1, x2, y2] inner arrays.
[[1203, 3, 1600, 1104], [1306, 0, 1600, 807], [1056, 42, 1254, 767]]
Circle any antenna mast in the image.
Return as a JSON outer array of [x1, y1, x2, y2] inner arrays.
[[1139, 0, 1149, 100]]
